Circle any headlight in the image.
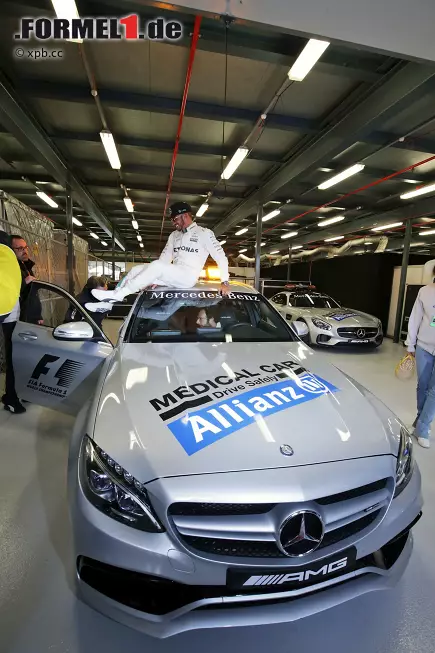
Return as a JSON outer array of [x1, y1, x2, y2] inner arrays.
[[394, 427, 414, 498], [312, 317, 331, 330], [81, 436, 164, 532]]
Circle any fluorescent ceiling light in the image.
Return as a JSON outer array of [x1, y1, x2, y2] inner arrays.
[[139, 243, 144, 248], [239, 248, 247, 253], [324, 235, 344, 242], [90, 232, 99, 240], [221, 146, 249, 180], [124, 197, 134, 213], [99, 130, 121, 170], [36, 191, 58, 208], [101, 241, 108, 247], [260, 242, 266, 246], [400, 183, 435, 200], [270, 250, 280, 254], [219, 240, 227, 246], [318, 215, 345, 227], [281, 231, 298, 240], [196, 203, 209, 217], [316, 206, 346, 212], [291, 245, 303, 250], [318, 164, 365, 190], [403, 179, 421, 184], [137, 234, 142, 242], [51, 0, 82, 42], [262, 209, 280, 222], [419, 229, 435, 236], [235, 227, 248, 236], [72, 217, 82, 226], [288, 39, 330, 82], [420, 217, 435, 223], [131, 219, 139, 230], [371, 222, 403, 232]]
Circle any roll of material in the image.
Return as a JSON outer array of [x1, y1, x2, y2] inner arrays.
[[0, 231, 22, 319]]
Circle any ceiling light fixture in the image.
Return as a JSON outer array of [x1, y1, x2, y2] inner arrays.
[[239, 248, 247, 253], [403, 179, 421, 184], [219, 240, 227, 246], [221, 146, 249, 180], [281, 231, 298, 240], [419, 229, 435, 236], [51, 0, 82, 42], [400, 183, 435, 200], [196, 203, 209, 217], [99, 130, 121, 170], [270, 250, 280, 254], [36, 191, 58, 208], [137, 234, 142, 242], [235, 227, 248, 235], [371, 222, 403, 232], [101, 241, 108, 247], [124, 197, 134, 213], [139, 243, 144, 248], [131, 219, 139, 230], [291, 245, 303, 250], [90, 232, 99, 240], [318, 215, 345, 227], [318, 164, 365, 190], [324, 235, 344, 242], [260, 242, 266, 246], [288, 39, 330, 82], [316, 206, 346, 212], [262, 209, 280, 222], [72, 217, 82, 226]]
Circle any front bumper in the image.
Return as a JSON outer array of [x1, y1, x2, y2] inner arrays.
[[70, 461, 422, 638], [313, 326, 383, 347]]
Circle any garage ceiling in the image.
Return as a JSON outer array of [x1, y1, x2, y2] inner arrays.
[[1, 0, 435, 260]]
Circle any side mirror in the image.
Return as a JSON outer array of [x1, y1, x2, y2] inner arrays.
[[53, 321, 94, 341], [292, 321, 309, 338]]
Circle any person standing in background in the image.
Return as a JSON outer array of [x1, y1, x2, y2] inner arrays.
[[10, 235, 43, 325], [1, 231, 26, 414], [406, 268, 435, 449]]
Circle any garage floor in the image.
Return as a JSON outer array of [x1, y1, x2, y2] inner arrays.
[[0, 339, 434, 653]]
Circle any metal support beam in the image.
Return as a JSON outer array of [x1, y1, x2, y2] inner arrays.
[[0, 74, 125, 250], [254, 203, 263, 291], [111, 230, 116, 280], [394, 220, 413, 343], [287, 246, 292, 282], [66, 185, 74, 294], [214, 62, 435, 236]]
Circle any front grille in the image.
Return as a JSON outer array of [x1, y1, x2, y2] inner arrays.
[[169, 502, 275, 517], [180, 510, 381, 558], [337, 327, 378, 338], [170, 477, 392, 561]]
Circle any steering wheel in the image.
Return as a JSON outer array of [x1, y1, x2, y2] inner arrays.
[[224, 322, 253, 333]]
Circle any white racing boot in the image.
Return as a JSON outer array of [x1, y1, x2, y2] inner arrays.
[[85, 301, 115, 313]]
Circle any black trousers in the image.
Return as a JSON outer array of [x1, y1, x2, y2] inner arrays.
[[2, 321, 19, 404]]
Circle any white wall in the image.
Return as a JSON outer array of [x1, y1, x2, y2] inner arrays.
[[165, 0, 435, 62], [387, 265, 425, 337]]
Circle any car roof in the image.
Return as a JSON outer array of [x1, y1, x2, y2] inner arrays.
[[145, 280, 258, 294]]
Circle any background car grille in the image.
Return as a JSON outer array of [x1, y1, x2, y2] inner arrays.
[[169, 478, 391, 560], [337, 327, 379, 338]]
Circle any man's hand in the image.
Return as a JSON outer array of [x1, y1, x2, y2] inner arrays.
[[38, 319, 44, 326], [25, 275, 36, 284], [220, 282, 230, 296]]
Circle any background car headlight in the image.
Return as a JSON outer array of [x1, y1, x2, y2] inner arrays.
[[81, 436, 164, 532], [394, 427, 414, 498], [312, 317, 331, 330]]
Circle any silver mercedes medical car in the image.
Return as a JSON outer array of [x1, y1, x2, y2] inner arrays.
[[12, 280, 422, 638], [270, 284, 383, 347]]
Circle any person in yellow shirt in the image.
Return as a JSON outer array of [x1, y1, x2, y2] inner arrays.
[[0, 230, 24, 413]]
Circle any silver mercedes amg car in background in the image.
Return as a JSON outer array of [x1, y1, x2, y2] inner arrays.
[[270, 284, 383, 347], [12, 280, 421, 638]]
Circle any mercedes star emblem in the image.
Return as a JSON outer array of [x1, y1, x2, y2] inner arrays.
[[278, 510, 324, 557], [357, 328, 366, 339], [280, 444, 294, 456]]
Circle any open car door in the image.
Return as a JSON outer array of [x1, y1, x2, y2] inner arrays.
[[12, 281, 113, 415]]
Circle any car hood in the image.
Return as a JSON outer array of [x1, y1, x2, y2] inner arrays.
[[92, 341, 398, 483], [299, 307, 379, 326]]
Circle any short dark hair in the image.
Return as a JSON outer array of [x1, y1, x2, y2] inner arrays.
[[85, 275, 106, 290], [10, 234, 25, 243]]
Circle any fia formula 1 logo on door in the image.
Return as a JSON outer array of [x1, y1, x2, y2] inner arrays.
[[15, 15, 183, 42]]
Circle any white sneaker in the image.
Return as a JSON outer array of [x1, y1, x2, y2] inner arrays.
[[417, 437, 430, 449], [91, 289, 118, 302], [84, 301, 114, 313]]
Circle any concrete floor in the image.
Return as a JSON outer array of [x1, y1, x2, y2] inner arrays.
[[1, 339, 434, 653]]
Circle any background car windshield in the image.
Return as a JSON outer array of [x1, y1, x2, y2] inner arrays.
[[128, 292, 297, 343], [292, 293, 341, 309]]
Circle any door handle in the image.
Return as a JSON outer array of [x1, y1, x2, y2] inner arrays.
[[18, 332, 38, 341]]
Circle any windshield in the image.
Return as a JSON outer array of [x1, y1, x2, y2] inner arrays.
[[127, 289, 297, 343], [291, 293, 341, 309]]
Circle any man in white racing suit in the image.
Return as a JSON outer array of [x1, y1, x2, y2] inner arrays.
[[91, 202, 230, 306]]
